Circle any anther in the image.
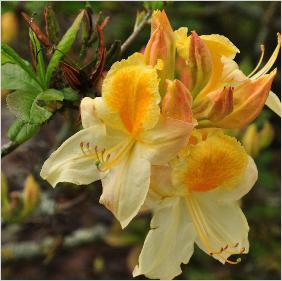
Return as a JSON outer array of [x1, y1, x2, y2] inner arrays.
[[240, 247, 245, 254], [232, 242, 239, 248]]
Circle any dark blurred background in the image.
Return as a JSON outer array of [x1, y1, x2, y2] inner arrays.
[[1, 1, 281, 279]]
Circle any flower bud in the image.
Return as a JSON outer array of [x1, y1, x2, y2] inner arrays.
[[258, 120, 274, 149], [242, 124, 260, 158], [214, 69, 277, 128], [162, 79, 193, 122], [193, 86, 234, 122], [1, 12, 18, 43], [144, 10, 175, 96], [22, 175, 41, 215]]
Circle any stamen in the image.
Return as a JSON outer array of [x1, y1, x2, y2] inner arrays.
[[78, 139, 135, 172], [251, 33, 281, 80], [247, 45, 265, 77], [186, 194, 244, 265]]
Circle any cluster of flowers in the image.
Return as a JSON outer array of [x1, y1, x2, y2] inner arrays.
[[41, 10, 280, 279]]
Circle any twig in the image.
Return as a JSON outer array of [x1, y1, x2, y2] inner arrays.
[[2, 225, 108, 264], [1, 141, 19, 158], [120, 10, 152, 55], [57, 191, 89, 212]]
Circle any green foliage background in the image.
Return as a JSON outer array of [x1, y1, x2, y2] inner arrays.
[[1, 1, 281, 280]]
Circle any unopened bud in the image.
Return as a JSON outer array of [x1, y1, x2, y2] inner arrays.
[[193, 87, 234, 122], [1, 12, 18, 43], [162, 79, 193, 122], [144, 10, 175, 96], [22, 175, 41, 215], [215, 69, 277, 128], [242, 124, 260, 158]]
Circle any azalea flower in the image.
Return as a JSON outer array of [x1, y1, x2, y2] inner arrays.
[[174, 27, 280, 127], [41, 52, 195, 228], [133, 129, 258, 279]]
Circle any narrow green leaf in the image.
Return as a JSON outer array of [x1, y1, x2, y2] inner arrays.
[[8, 119, 40, 144], [29, 29, 46, 89], [61, 87, 80, 102], [1, 43, 42, 88], [46, 10, 85, 85], [2, 64, 42, 92], [44, 5, 61, 45]]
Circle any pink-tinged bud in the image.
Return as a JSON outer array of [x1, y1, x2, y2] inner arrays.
[[187, 31, 212, 97], [162, 79, 193, 122], [193, 86, 234, 122], [144, 10, 175, 96], [215, 69, 277, 128]]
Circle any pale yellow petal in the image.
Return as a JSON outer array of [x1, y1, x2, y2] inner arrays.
[[139, 116, 196, 165], [133, 197, 196, 279], [190, 193, 249, 264], [80, 97, 103, 128], [99, 143, 151, 228], [40, 125, 123, 187], [265, 91, 281, 117], [221, 56, 247, 86]]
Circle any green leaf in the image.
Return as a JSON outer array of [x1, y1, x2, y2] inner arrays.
[[2, 63, 42, 93], [37, 89, 64, 101], [61, 87, 80, 101], [46, 10, 85, 86], [29, 29, 46, 89], [1, 43, 42, 88], [30, 102, 52, 124], [6, 91, 38, 121], [7, 119, 40, 144], [6, 89, 63, 125]]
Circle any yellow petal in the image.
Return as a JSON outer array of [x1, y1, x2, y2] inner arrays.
[[174, 27, 189, 59], [99, 143, 151, 228], [97, 53, 161, 137], [209, 156, 258, 202], [173, 130, 248, 193], [133, 197, 196, 279], [265, 91, 281, 117]]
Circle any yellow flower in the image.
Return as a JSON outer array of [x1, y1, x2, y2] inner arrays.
[[133, 129, 258, 279], [175, 28, 280, 127], [40, 53, 195, 228]]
